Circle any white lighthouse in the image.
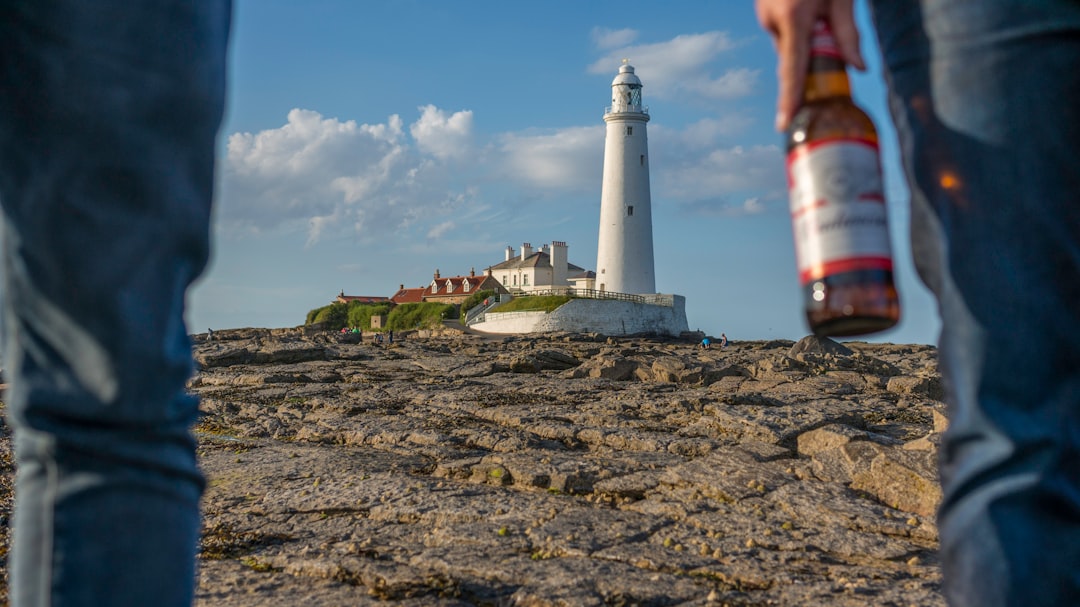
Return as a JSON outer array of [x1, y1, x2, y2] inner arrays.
[[468, 60, 688, 338], [595, 60, 655, 295]]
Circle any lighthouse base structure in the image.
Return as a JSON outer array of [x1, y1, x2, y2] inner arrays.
[[471, 295, 689, 337]]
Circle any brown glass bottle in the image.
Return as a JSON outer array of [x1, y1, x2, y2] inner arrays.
[[785, 20, 900, 337]]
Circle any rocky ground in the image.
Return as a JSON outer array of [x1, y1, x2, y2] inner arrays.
[[0, 327, 948, 606]]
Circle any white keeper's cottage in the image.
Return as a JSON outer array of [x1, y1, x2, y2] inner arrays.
[[485, 241, 593, 294]]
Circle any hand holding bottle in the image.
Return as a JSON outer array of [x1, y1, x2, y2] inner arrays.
[[755, 0, 865, 130], [784, 19, 900, 336]]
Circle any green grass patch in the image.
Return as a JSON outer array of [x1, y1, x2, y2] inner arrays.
[[494, 295, 570, 314], [305, 301, 454, 331], [305, 301, 393, 331], [386, 302, 456, 331]]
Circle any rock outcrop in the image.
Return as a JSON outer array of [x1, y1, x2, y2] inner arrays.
[[0, 329, 948, 606]]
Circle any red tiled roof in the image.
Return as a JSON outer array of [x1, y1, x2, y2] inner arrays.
[[390, 287, 425, 304], [337, 294, 391, 304], [423, 275, 504, 298]]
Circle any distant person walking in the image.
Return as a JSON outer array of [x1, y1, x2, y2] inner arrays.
[[720, 333, 728, 350]]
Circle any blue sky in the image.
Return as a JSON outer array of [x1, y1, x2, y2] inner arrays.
[[190, 0, 941, 345]]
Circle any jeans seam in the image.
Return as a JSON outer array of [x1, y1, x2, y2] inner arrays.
[[40, 454, 56, 607]]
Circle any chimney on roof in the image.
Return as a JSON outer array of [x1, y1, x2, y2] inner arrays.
[[470, 267, 475, 277], [434, 269, 440, 279], [521, 242, 532, 261], [505, 246, 514, 261], [399, 284, 404, 290], [552, 241, 569, 286]]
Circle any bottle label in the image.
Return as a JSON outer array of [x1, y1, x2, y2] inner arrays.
[[787, 138, 893, 285], [811, 20, 842, 59]]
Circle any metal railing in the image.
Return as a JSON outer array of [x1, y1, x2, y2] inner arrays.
[[466, 288, 676, 327], [522, 287, 645, 304], [604, 104, 649, 116], [502, 288, 675, 307], [464, 293, 511, 325]]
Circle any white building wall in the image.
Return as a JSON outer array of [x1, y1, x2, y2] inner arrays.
[[470, 310, 549, 333], [475, 297, 688, 337]]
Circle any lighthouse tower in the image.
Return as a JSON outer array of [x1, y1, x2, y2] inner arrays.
[[595, 61, 655, 295]]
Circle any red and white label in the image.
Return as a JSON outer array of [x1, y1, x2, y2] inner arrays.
[[811, 20, 842, 59], [787, 138, 893, 285]]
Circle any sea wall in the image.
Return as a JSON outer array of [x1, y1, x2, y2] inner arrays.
[[474, 295, 689, 336]]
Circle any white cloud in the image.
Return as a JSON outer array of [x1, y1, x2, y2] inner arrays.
[[657, 116, 754, 148], [674, 195, 772, 218], [426, 220, 455, 239], [741, 197, 766, 214], [410, 105, 474, 160], [587, 31, 758, 102], [591, 27, 638, 50], [221, 107, 476, 243], [681, 67, 759, 99], [494, 126, 604, 193], [306, 210, 341, 246], [681, 144, 783, 191], [654, 142, 786, 216]]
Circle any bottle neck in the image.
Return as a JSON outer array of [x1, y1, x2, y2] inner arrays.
[[803, 21, 852, 102], [804, 56, 852, 102]]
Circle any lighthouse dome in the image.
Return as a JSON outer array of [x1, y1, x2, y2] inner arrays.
[[611, 64, 642, 87]]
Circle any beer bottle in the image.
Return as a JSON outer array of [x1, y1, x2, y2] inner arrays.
[[786, 19, 900, 337]]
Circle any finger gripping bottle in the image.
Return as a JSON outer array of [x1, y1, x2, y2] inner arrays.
[[786, 19, 900, 337]]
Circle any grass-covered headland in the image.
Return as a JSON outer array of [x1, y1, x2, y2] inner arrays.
[[305, 293, 571, 332], [305, 301, 455, 332]]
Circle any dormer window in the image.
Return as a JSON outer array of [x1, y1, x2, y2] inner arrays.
[[431, 281, 438, 294], [444, 279, 453, 293], [464, 280, 471, 292]]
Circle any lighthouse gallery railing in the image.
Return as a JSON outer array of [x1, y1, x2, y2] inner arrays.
[[466, 288, 676, 326]]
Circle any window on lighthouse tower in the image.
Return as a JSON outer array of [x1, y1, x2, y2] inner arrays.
[[627, 205, 634, 217], [626, 126, 633, 136]]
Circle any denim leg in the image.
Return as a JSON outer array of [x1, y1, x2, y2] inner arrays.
[[870, 1, 1080, 605], [0, 2, 230, 605]]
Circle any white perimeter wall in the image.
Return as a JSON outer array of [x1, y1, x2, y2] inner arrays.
[[474, 296, 688, 336]]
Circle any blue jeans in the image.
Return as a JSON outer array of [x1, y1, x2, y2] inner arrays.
[[870, 1, 1080, 605], [0, 2, 230, 605]]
